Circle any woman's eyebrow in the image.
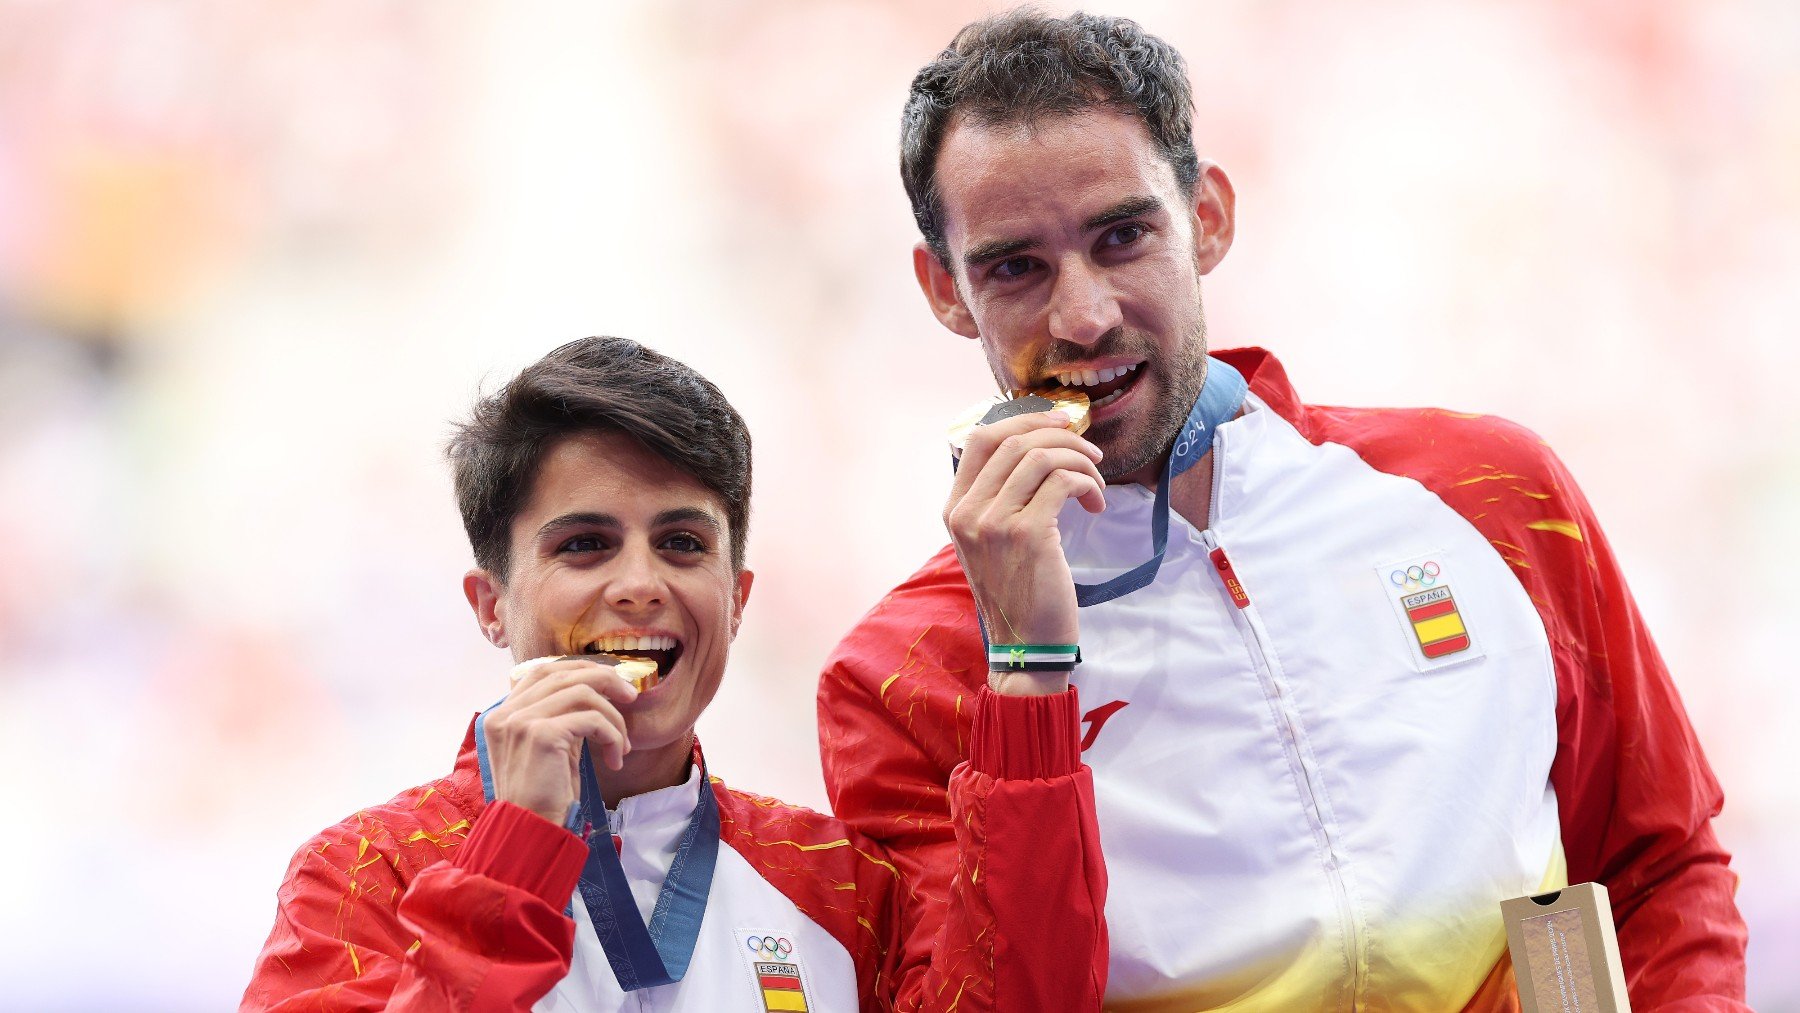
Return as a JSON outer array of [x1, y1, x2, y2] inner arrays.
[[651, 507, 722, 534], [536, 511, 620, 540]]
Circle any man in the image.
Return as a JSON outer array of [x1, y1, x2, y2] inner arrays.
[[819, 10, 1748, 1010], [242, 337, 1106, 1011]]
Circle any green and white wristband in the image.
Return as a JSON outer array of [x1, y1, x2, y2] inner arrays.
[[988, 644, 1082, 672]]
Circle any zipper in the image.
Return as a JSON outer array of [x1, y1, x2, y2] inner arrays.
[[607, 805, 626, 858], [1201, 443, 1366, 1007]]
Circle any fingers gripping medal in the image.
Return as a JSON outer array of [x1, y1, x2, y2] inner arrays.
[[511, 654, 662, 692], [946, 386, 1092, 456]]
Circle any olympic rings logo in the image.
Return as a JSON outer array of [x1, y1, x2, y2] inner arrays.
[[1390, 561, 1441, 588], [746, 934, 793, 960]]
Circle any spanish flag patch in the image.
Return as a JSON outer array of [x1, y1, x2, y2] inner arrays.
[[1400, 585, 1471, 658], [756, 962, 808, 1011]]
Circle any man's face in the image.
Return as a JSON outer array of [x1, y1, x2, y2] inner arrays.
[[918, 106, 1234, 481], [479, 430, 751, 757]]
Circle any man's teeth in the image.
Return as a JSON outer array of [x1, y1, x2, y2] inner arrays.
[[1054, 362, 1140, 388], [1091, 388, 1127, 409], [587, 634, 677, 653]]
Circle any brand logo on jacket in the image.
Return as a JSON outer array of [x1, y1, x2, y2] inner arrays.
[[742, 932, 809, 1012], [1080, 700, 1129, 751]]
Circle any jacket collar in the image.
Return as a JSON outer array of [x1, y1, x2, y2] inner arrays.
[[1215, 346, 1304, 429]]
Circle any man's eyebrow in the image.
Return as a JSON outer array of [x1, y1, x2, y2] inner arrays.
[[964, 236, 1040, 272], [537, 511, 620, 539], [1082, 195, 1164, 233]]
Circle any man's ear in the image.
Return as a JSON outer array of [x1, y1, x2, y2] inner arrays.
[[913, 243, 980, 339], [1190, 161, 1237, 276], [730, 569, 754, 638], [463, 569, 510, 649]]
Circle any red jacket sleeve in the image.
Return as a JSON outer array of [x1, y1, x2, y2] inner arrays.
[[818, 576, 1107, 1013], [1524, 447, 1748, 1010], [939, 687, 1108, 1010], [241, 800, 588, 1012]]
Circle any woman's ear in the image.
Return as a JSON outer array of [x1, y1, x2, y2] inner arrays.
[[730, 569, 755, 638], [463, 569, 510, 649]]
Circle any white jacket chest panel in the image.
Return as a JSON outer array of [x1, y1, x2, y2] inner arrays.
[[535, 841, 859, 1012], [1061, 401, 1562, 1011]]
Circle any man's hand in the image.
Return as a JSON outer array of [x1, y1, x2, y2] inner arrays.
[[482, 657, 640, 826], [945, 410, 1105, 696]]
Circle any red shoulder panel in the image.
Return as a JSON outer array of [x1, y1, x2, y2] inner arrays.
[[710, 777, 899, 1010]]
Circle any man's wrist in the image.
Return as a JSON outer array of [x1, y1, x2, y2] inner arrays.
[[988, 669, 1071, 696]]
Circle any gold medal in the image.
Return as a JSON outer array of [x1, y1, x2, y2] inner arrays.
[[606, 656, 661, 692], [510, 654, 662, 692], [946, 386, 1091, 454]]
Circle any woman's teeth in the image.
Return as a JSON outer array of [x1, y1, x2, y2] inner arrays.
[[585, 634, 677, 653]]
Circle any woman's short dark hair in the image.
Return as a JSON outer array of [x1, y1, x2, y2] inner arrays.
[[447, 336, 752, 578], [900, 9, 1200, 268]]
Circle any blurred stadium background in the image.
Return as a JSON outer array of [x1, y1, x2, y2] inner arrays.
[[1, 0, 1794, 1007]]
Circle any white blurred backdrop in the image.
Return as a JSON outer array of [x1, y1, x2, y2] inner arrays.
[[0, 1, 1795, 1008]]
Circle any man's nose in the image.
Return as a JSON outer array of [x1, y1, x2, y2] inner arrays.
[[1046, 258, 1123, 347]]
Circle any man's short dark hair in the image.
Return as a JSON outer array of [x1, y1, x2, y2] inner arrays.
[[447, 336, 752, 578], [900, 9, 1200, 269]]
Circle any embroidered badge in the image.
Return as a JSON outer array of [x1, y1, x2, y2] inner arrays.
[[1377, 553, 1483, 669], [741, 932, 809, 1012]]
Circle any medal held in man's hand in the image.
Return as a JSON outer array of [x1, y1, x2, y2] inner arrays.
[[946, 386, 1091, 456]]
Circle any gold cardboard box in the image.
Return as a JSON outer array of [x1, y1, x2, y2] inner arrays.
[[1501, 882, 1632, 1012]]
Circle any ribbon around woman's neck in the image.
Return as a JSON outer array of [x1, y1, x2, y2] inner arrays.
[[474, 703, 719, 991]]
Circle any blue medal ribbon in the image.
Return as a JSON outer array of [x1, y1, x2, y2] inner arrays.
[[474, 703, 718, 992], [1071, 356, 1247, 606]]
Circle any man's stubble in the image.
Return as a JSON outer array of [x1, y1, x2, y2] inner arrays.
[[993, 317, 1207, 483]]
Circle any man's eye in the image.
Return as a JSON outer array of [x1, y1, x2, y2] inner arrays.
[[993, 256, 1035, 279], [1103, 223, 1145, 247], [560, 535, 606, 553], [662, 532, 707, 554]]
